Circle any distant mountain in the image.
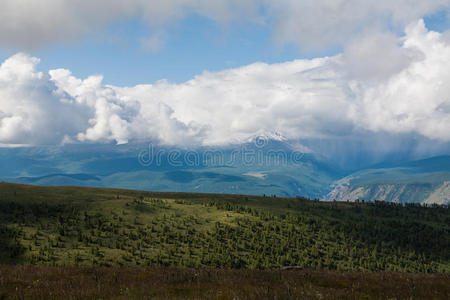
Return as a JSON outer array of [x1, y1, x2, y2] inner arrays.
[[1, 139, 342, 199], [1, 142, 449, 203], [326, 156, 450, 204]]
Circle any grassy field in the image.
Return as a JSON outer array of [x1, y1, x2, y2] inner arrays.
[[0, 266, 449, 299], [0, 182, 449, 272]]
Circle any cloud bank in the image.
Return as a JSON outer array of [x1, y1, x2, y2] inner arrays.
[[265, 0, 450, 52], [1, 0, 449, 50], [0, 21, 449, 148]]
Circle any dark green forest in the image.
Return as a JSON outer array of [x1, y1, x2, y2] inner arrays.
[[0, 183, 448, 273]]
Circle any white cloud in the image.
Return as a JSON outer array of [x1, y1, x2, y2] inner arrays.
[[350, 20, 450, 140], [0, 20, 449, 147], [0, 54, 88, 145]]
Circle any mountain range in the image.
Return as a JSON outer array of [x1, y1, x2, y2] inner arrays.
[[0, 138, 449, 204]]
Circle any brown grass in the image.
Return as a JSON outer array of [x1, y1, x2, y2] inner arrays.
[[0, 266, 448, 299]]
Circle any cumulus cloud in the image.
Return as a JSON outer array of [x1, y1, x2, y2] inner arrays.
[[0, 1, 449, 51], [350, 20, 450, 141], [0, 54, 88, 145], [0, 20, 449, 147]]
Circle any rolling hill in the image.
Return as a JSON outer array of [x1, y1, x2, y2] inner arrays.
[[0, 183, 448, 273]]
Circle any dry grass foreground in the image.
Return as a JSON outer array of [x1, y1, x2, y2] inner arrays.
[[0, 266, 448, 299]]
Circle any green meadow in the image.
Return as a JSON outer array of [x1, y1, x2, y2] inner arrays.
[[0, 182, 448, 273]]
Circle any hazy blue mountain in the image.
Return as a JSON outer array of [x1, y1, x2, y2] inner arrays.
[[1, 141, 449, 203], [327, 156, 450, 204], [1, 139, 342, 199]]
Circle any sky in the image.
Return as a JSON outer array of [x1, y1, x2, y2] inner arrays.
[[0, 0, 450, 157]]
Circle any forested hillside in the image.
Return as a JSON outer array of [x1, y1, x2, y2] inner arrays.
[[0, 183, 448, 273]]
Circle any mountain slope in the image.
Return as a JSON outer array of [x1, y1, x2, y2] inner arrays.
[[327, 156, 450, 204]]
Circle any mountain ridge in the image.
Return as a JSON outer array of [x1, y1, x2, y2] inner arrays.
[[0, 140, 448, 204]]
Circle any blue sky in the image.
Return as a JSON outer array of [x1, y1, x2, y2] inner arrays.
[[3, 15, 302, 86], [0, 10, 446, 86]]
